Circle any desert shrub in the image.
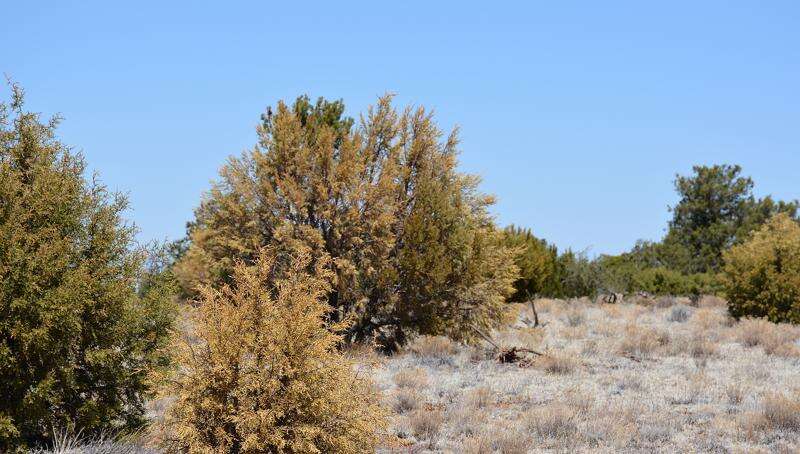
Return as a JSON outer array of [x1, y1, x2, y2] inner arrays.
[[0, 84, 176, 450], [164, 247, 384, 453], [175, 95, 517, 348], [722, 213, 800, 323]]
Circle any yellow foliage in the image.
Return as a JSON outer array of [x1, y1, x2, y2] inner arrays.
[[164, 247, 385, 453], [722, 213, 800, 323]]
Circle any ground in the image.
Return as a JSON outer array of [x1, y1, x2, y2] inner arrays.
[[363, 297, 800, 453], [37, 297, 800, 453]]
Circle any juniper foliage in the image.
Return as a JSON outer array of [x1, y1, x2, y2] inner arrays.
[[175, 95, 517, 347], [0, 83, 176, 450], [165, 247, 384, 453], [723, 213, 800, 323]]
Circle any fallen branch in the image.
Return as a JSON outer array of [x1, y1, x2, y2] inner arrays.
[[497, 346, 546, 364], [472, 325, 548, 365]]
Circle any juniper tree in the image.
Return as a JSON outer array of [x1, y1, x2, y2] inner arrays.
[[501, 226, 559, 300], [0, 83, 176, 449], [664, 164, 798, 273], [175, 95, 517, 347]]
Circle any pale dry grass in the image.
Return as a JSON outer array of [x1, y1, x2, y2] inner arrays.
[[393, 367, 429, 389], [736, 318, 800, 357], [617, 324, 670, 358], [407, 335, 459, 362], [394, 389, 422, 413], [537, 353, 578, 375], [371, 297, 800, 452], [409, 409, 444, 447], [739, 392, 800, 438]]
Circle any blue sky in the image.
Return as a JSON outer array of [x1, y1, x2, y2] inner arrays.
[[3, 1, 798, 255]]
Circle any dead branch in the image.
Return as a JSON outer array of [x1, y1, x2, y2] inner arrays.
[[472, 325, 500, 350], [530, 300, 540, 327], [472, 325, 548, 365]]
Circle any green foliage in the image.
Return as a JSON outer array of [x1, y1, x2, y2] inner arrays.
[[165, 246, 384, 453], [596, 247, 721, 297], [555, 249, 602, 298], [622, 267, 718, 296], [175, 95, 517, 348], [723, 213, 800, 323], [665, 164, 798, 274], [568, 163, 799, 299], [0, 84, 176, 449], [502, 226, 560, 301]]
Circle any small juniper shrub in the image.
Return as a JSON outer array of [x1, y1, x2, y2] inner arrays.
[[164, 247, 385, 453], [723, 213, 800, 324]]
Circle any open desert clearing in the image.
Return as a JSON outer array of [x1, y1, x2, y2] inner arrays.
[[362, 297, 800, 453]]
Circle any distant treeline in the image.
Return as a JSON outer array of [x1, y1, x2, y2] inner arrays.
[[503, 164, 799, 300]]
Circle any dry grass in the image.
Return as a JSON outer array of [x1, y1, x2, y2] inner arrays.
[[466, 386, 494, 409], [369, 297, 800, 452], [736, 318, 800, 357], [739, 392, 800, 437], [667, 304, 692, 322], [30, 429, 157, 454], [393, 367, 429, 389], [759, 393, 800, 432], [394, 389, 422, 413], [726, 383, 746, 406], [537, 353, 578, 375], [618, 324, 670, 358], [407, 335, 459, 363], [409, 409, 444, 443], [525, 404, 579, 440]]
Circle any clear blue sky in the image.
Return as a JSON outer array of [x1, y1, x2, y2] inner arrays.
[[3, 1, 798, 255]]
